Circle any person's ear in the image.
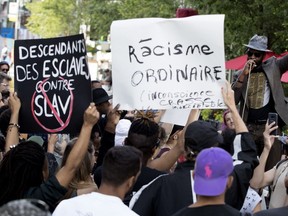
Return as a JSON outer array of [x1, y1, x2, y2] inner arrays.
[[126, 175, 137, 191], [226, 176, 234, 189]]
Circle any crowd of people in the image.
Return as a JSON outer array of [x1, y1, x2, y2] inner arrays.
[[0, 34, 287, 216]]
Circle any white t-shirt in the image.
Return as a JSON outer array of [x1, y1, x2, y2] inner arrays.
[[53, 192, 139, 216]]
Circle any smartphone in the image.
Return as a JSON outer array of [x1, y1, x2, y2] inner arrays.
[[268, 112, 278, 136]]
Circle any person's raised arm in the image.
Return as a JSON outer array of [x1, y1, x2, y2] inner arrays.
[[5, 92, 21, 152], [148, 109, 200, 171], [56, 103, 99, 188], [250, 122, 277, 189], [222, 80, 247, 134]]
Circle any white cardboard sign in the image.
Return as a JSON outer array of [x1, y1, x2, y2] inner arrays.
[[111, 15, 226, 110]]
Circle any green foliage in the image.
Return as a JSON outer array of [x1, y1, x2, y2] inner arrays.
[[82, 0, 179, 40], [185, 0, 288, 59], [201, 109, 224, 122], [117, 0, 178, 19], [25, 0, 179, 39], [26, 0, 81, 38], [80, 0, 122, 41]]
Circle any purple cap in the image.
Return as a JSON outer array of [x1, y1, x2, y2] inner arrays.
[[194, 147, 233, 196]]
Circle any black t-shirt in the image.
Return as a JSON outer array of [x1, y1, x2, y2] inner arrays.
[[25, 175, 67, 212], [172, 204, 241, 216], [254, 206, 288, 216]]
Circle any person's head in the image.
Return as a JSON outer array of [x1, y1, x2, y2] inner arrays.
[[101, 146, 142, 191], [0, 141, 47, 206], [125, 117, 160, 165], [184, 120, 223, 160], [0, 72, 11, 92], [193, 147, 234, 197], [92, 88, 112, 115], [0, 61, 9, 74], [115, 119, 132, 146], [244, 34, 272, 66], [223, 110, 234, 130], [0, 199, 51, 216], [61, 138, 96, 183], [91, 80, 102, 89]]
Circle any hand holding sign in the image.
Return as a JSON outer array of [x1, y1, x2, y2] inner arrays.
[[83, 103, 99, 128], [104, 104, 121, 133]]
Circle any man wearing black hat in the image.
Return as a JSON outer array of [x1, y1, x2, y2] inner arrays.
[[130, 82, 258, 216], [92, 88, 122, 168], [232, 34, 288, 170]]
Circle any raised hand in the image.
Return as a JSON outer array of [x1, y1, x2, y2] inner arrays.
[[8, 92, 21, 114], [221, 80, 236, 110], [263, 121, 278, 150], [83, 102, 99, 127]]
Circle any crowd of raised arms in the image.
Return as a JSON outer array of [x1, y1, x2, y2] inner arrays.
[[0, 34, 288, 216]]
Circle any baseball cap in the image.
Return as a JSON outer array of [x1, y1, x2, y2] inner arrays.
[[115, 119, 131, 146], [194, 147, 233, 196], [184, 120, 223, 151], [92, 88, 112, 105]]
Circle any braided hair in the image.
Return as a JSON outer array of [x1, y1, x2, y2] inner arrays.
[[125, 112, 160, 165], [0, 141, 46, 206]]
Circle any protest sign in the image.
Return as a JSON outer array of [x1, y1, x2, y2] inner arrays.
[[111, 15, 226, 110], [14, 34, 91, 134]]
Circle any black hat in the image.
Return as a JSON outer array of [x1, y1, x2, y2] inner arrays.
[[92, 88, 112, 105], [184, 120, 223, 151]]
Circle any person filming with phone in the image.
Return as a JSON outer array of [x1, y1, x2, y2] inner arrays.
[[232, 34, 288, 170]]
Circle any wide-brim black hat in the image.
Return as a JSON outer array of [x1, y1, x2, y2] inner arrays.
[[92, 88, 112, 105]]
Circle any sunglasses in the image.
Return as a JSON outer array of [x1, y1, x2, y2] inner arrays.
[[247, 51, 263, 58], [1, 68, 9, 72]]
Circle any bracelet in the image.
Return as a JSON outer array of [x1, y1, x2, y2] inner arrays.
[[237, 80, 243, 83], [8, 123, 20, 130]]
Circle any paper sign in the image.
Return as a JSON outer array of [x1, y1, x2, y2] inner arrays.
[[14, 34, 91, 133], [111, 15, 226, 110]]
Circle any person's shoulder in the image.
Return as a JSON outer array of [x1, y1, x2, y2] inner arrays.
[[254, 206, 288, 216], [53, 193, 96, 216]]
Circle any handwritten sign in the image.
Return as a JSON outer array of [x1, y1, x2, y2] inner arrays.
[[14, 34, 91, 133], [111, 15, 226, 110]]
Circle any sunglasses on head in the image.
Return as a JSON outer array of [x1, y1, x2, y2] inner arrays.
[[247, 51, 263, 58]]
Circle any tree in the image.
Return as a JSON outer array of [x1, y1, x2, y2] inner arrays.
[[80, 0, 122, 41], [82, 0, 179, 41], [117, 0, 178, 19], [184, 0, 288, 58], [26, 0, 81, 38]]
